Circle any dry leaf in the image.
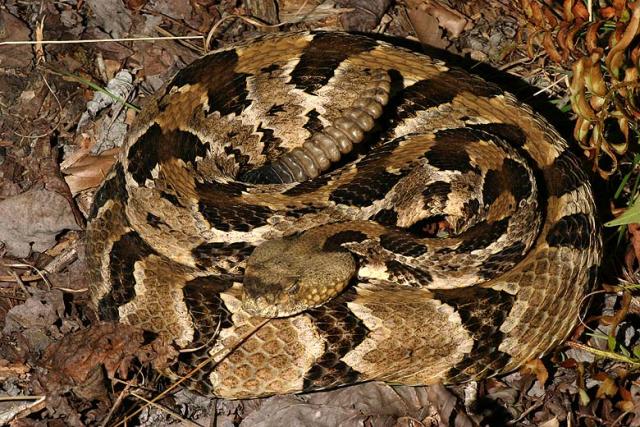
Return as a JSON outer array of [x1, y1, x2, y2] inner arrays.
[[407, 0, 470, 39], [521, 358, 549, 386], [539, 417, 560, 427], [41, 323, 144, 391], [34, 16, 45, 63], [595, 375, 618, 399], [0, 189, 81, 257], [62, 148, 119, 194]]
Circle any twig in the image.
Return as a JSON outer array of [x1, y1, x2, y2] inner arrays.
[[100, 381, 133, 427], [0, 272, 47, 283], [130, 392, 203, 427], [3, 262, 52, 290], [9, 270, 31, 297], [0, 35, 204, 47], [566, 341, 640, 366], [0, 395, 46, 402]]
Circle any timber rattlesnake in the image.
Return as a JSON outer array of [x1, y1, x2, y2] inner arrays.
[[85, 31, 602, 399]]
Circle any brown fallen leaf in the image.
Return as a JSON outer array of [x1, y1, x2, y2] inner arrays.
[[84, 0, 132, 38], [125, 0, 148, 11], [336, 0, 392, 31], [617, 386, 634, 412], [0, 189, 82, 257], [521, 358, 549, 386], [0, 395, 46, 426], [0, 10, 33, 68], [3, 290, 65, 336], [538, 417, 560, 427], [279, 0, 351, 27], [406, 0, 471, 48], [406, 6, 447, 49], [0, 359, 30, 381], [238, 382, 452, 427], [62, 147, 119, 195], [39, 322, 144, 400], [594, 373, 618, 399]]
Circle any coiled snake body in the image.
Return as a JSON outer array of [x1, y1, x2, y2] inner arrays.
[[86, 31, 602, 399]]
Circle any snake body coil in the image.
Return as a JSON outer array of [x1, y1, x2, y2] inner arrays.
[[86, 31, 602, 398]]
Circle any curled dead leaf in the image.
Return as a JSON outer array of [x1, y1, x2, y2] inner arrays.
[[62, 148, 119, 195], [595, 374, 618, 399], [41, 323, 144, 385], [605, 2, 640, 79], [570, 57, 597, 120], [521, 358, 549, 386], [543, 31, 565, 63]]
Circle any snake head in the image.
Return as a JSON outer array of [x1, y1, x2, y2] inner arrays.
[[242, 235, 356, 318]]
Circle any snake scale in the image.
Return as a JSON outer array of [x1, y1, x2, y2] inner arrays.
[[85, 31, 602, 399]]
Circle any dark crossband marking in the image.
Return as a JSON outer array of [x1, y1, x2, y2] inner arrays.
[[479, 241, 527, 279], [303, 109, 323, 133], [256, 123, 281, 148], [462, 198, 481, 218], [422, 181, 452, 207], [467, 123, 527, 148], [89, 163, 127, 219], [195, 178, 275, 232], [385, 260, 433, 286], [546, 213, 593, 250], [266, 103, 286, 115], [303, 295, 368, 390], [482, 158, 532, 205], [390, 69, 502, 122], [260, 63, 281, 75], [183, 276, 234, 335], [379, 233, 429, 257], [195, 179, 248, 198], [285, 204, 326, 218], [160, 191, 182, 207], [224, 145, 252, 171], [329, 170, 404, 207], [167, 49, 251, 117], [146, 212, 167, 229], [192, 241, 254, 269], [289, 32, 378, 94], [282, 174, 333, 196], [198, 198, 274, 232], [329, 137, 404, 206], [455, 218, 510, 253], [372, 208, 398, 226], [176, 276, 235, 394], [98, 231, 157, 320], [128, 125, 208, 185], [322, 230, 368, 252], [435, 287, 515, 382], [543, 149, 589, 197], [425, 129, 484, 174]]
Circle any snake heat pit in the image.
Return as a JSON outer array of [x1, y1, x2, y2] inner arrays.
[[86, 31, 602, 399]]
